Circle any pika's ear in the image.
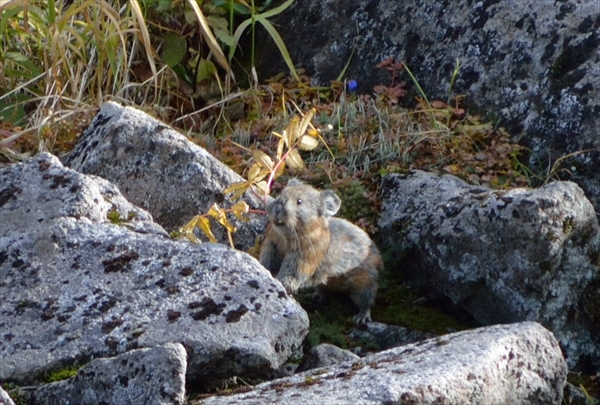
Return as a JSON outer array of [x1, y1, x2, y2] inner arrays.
[[288, 178, 304, 187], [321, 190, 341, 217]]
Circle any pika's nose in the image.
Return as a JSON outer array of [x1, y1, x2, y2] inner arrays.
[[269, 200, 285, 225]]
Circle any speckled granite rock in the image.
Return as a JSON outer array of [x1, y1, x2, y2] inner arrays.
[[378, 170, 600, 370], [65, 101, 267, 250], [202, 322, 568, 405], [255, 0, 600, 213], [0, 153, 308, 385], [0, 385, 16, 405], [31, 343, 187, 405]]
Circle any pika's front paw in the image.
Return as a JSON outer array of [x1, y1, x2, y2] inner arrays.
[[277, 276, 301, 295]]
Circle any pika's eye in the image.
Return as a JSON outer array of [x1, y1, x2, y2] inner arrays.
[[296, 198, 302, 205]]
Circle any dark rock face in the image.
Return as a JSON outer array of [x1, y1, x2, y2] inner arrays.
[[378, 170, 600, 371], [255, 0, 600, 209]]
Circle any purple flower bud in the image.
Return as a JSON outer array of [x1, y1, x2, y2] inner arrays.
[[347, 80, 357, 92]]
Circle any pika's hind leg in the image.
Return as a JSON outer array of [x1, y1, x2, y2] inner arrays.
[[350, 288, 375, 324]]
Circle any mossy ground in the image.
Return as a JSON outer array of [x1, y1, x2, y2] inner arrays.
[[300, 252, 478, 352]]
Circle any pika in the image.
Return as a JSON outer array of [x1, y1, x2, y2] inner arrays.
[[259, 179, 382, 324]]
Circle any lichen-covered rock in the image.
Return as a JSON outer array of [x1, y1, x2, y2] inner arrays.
[[202, 322, 567, 405], [378, 170, 600, 370], [254, 0, 600, 213], [296, 343, 360, 372], [31, 343, 187, 405], [65, 101, 267, 250], [0, 154, 308, 385]]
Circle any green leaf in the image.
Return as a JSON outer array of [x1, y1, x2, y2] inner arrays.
[[156, 0, 172, 12], [0, 94, 29, 125], [162, 32, 187, 68], [196, 59, 217, 83], [5, 51, 42, 78], [171, 64, 193, 86], [207, 14, 235, 47]]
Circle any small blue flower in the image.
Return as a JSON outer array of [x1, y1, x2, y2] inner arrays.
[[347, 79, 357, 92]]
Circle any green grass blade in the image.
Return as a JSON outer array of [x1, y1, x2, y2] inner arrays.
[[229, 18, 252, 61], [258, 0, 295, 19], [255, 15, 299, 81], [335, 45, 356, 82], [402, 62, 430, 107]]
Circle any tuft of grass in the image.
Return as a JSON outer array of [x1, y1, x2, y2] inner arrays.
[[0, 0, 167, 157], [40, 364, 80, 383]]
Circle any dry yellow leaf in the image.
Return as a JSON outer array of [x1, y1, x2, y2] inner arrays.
[[224, 181, 250, 195], [253, 150, 274, 171], [195, 216, 217, 243], [286, 149, 304, 170], [232, 200, 250, 221], [298, 108, 315, 138], [274, 160, 286, 180], [276, 137, 285, 161], [254, 181, 269, 195], [298, 134, 319, 151], [284, 116, 300, 147], [208, 203, 236, 233]]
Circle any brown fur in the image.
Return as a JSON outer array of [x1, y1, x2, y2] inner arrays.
[[259, 179, 382, 324]]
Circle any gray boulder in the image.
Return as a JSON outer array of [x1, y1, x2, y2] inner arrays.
[[65, 101, 267, 250], [254, 0, 600, 212], [202, 322, 567, 405], [378, 170, 600, 370], [0, 153, 308, 385], [296, 343, 360, 372], [31, 343, 187, 405]]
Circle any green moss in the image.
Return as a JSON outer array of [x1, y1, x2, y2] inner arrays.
[[41, 364, 80, 383], [107, 210, 136, 224], [336, 180, 377, 226], [107, 210, 122, 224], [303, 294, 355, 349], [374, 283, 468, 334], [374, 254, 475, 335]]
